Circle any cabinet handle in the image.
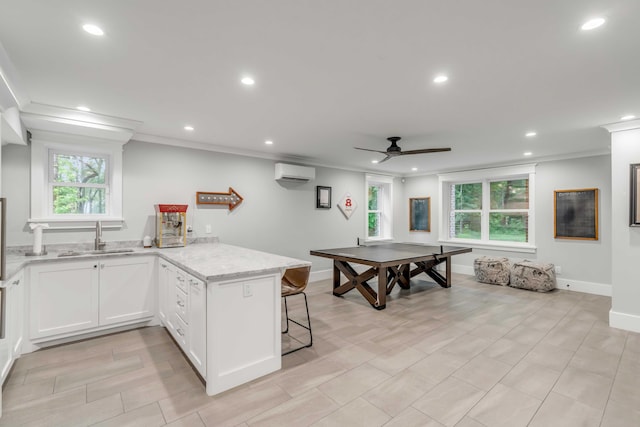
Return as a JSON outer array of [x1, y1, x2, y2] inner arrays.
[[12, 279, 20, 286], [94, 265, 98, 269], [177, 276, 185, 282], [177, 300, 185, 307], [177, 328, 185, 336], [161, 264, 167, 268]]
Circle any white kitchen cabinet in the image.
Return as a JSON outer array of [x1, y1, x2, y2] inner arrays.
[[186, 275, 206, 375], [29, 256, 155, 341], [99, 256, 154, 326], [157, 261, 177, 323], [162, 264, 206, 377], [0, 270, 25, 385], [29, 261, 100, 339]]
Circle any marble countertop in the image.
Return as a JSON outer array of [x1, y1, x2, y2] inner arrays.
[[2, 242, 310, 284]]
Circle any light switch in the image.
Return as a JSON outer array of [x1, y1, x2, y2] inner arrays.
[[205, 224, 212, 233]]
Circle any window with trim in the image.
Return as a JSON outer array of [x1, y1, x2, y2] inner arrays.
[[366, 174, 393, 240], [439, 165, 535, 249], [49, 150, 109, 215], [30, 132, 125, 227]]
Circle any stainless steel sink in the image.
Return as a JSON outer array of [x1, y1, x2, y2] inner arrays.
[[58, 248, 135, 257]]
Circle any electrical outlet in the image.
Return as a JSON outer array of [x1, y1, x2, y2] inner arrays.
[[187, 225, 193, 233], [205, 224, 211, 234], [243, 283, 253, 297], [555, 265, 562, 275]]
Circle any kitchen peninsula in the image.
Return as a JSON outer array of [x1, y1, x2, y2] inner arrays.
[[0, 240, 310, 397]]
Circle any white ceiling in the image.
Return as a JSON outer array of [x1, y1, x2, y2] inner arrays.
[[1, 0, 639, 175]]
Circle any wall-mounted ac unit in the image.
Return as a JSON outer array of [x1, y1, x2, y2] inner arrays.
[[275, 163, 316, 182]]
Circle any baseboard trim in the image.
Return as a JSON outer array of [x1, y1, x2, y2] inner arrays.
[[554, 279, 611, 296], [610, 310, 640, 333], [310, 269, 332, 283]]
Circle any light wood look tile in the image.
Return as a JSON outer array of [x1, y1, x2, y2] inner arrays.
[[1, 275, 638, 426]]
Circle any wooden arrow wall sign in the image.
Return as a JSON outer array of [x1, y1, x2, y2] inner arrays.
[[196, 188, 244, 211]]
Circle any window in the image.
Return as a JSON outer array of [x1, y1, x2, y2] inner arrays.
[[440, 165, 535, 251], [30, 131, 125, 227], [366, 174, 393, 240], [49, 150, 109, 215]]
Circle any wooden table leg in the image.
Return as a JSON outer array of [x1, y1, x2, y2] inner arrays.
[[375, 266, 387, 310]]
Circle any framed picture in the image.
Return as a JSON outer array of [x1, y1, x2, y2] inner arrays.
[[631, 164, 640, 226], [409, 197, 430, 232], [554, 188, 598, 240], [316, 186, 331, 209]]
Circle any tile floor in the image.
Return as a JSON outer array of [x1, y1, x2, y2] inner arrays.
[[2, 274, 640, 426]]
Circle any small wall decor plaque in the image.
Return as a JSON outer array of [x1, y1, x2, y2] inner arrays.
[[338, 192, 357, 219], [196, 188, 244, 211]]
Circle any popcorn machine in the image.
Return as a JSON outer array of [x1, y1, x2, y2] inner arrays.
[[155, 204, 188, 248]]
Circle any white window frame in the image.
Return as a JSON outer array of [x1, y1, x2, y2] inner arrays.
[[30, 131, 125, 229], [365, 174, 394, 241], [438, 164, 536, 252]]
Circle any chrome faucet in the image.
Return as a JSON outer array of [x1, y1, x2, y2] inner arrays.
[[95, 221, 106, 250]]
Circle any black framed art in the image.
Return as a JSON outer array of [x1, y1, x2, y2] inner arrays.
[[316, 186, 331, 209], [409, 197, 430, 232], [631, 164, 640, 226]]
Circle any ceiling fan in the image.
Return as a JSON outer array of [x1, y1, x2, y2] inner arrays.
[[355, 136, 451, 163]]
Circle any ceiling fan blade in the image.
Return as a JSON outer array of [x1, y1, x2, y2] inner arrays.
[[399, 148, 452, 155], [377, 155, 392, 163], [354, 147, 388, 154]]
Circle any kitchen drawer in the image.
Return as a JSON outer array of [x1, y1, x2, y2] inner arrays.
[[175, 286, 188, 323], [176, 270, 188, 293], [172, 313, 188, 348]]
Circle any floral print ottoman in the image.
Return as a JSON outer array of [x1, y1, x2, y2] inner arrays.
[[509, 261, 556, 292], [474, 256, 511, 286]]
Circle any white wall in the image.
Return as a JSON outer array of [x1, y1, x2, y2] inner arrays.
[[395, 155, 612, 294], [609, 123, 640, 332], [1, 140, 366, 271]]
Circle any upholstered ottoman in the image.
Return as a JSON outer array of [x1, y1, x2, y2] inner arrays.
[[474, 256, 511, 286], [509, 261, 556, 292]]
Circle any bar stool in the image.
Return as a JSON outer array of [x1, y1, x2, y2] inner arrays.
[[281, 265, 313, 355]]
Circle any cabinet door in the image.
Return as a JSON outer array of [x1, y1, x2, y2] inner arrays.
[[8, 272, 24, 357], [157, 261, 176, 323], [29, 261, 99, 339], [99, 257, 155, 326], [187, 275, 206, 376]]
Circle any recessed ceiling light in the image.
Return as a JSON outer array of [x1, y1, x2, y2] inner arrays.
[[82, 24, 104, 36], [525, 131, 537, 137], [371, 160, 379, 164], [433, 75, 448, 84], [184, 125, 194, 131], [524, 152, 533, 156], [581, 18, 605, 31], [621, 115, 636, 121], [411, 167, 418, 171], [241, 77, 255, 86], [77, 105, 91, 112], [264, 140, 273, 145]]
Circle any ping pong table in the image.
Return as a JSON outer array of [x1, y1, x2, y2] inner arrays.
[[310, 243, 472, 310]]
